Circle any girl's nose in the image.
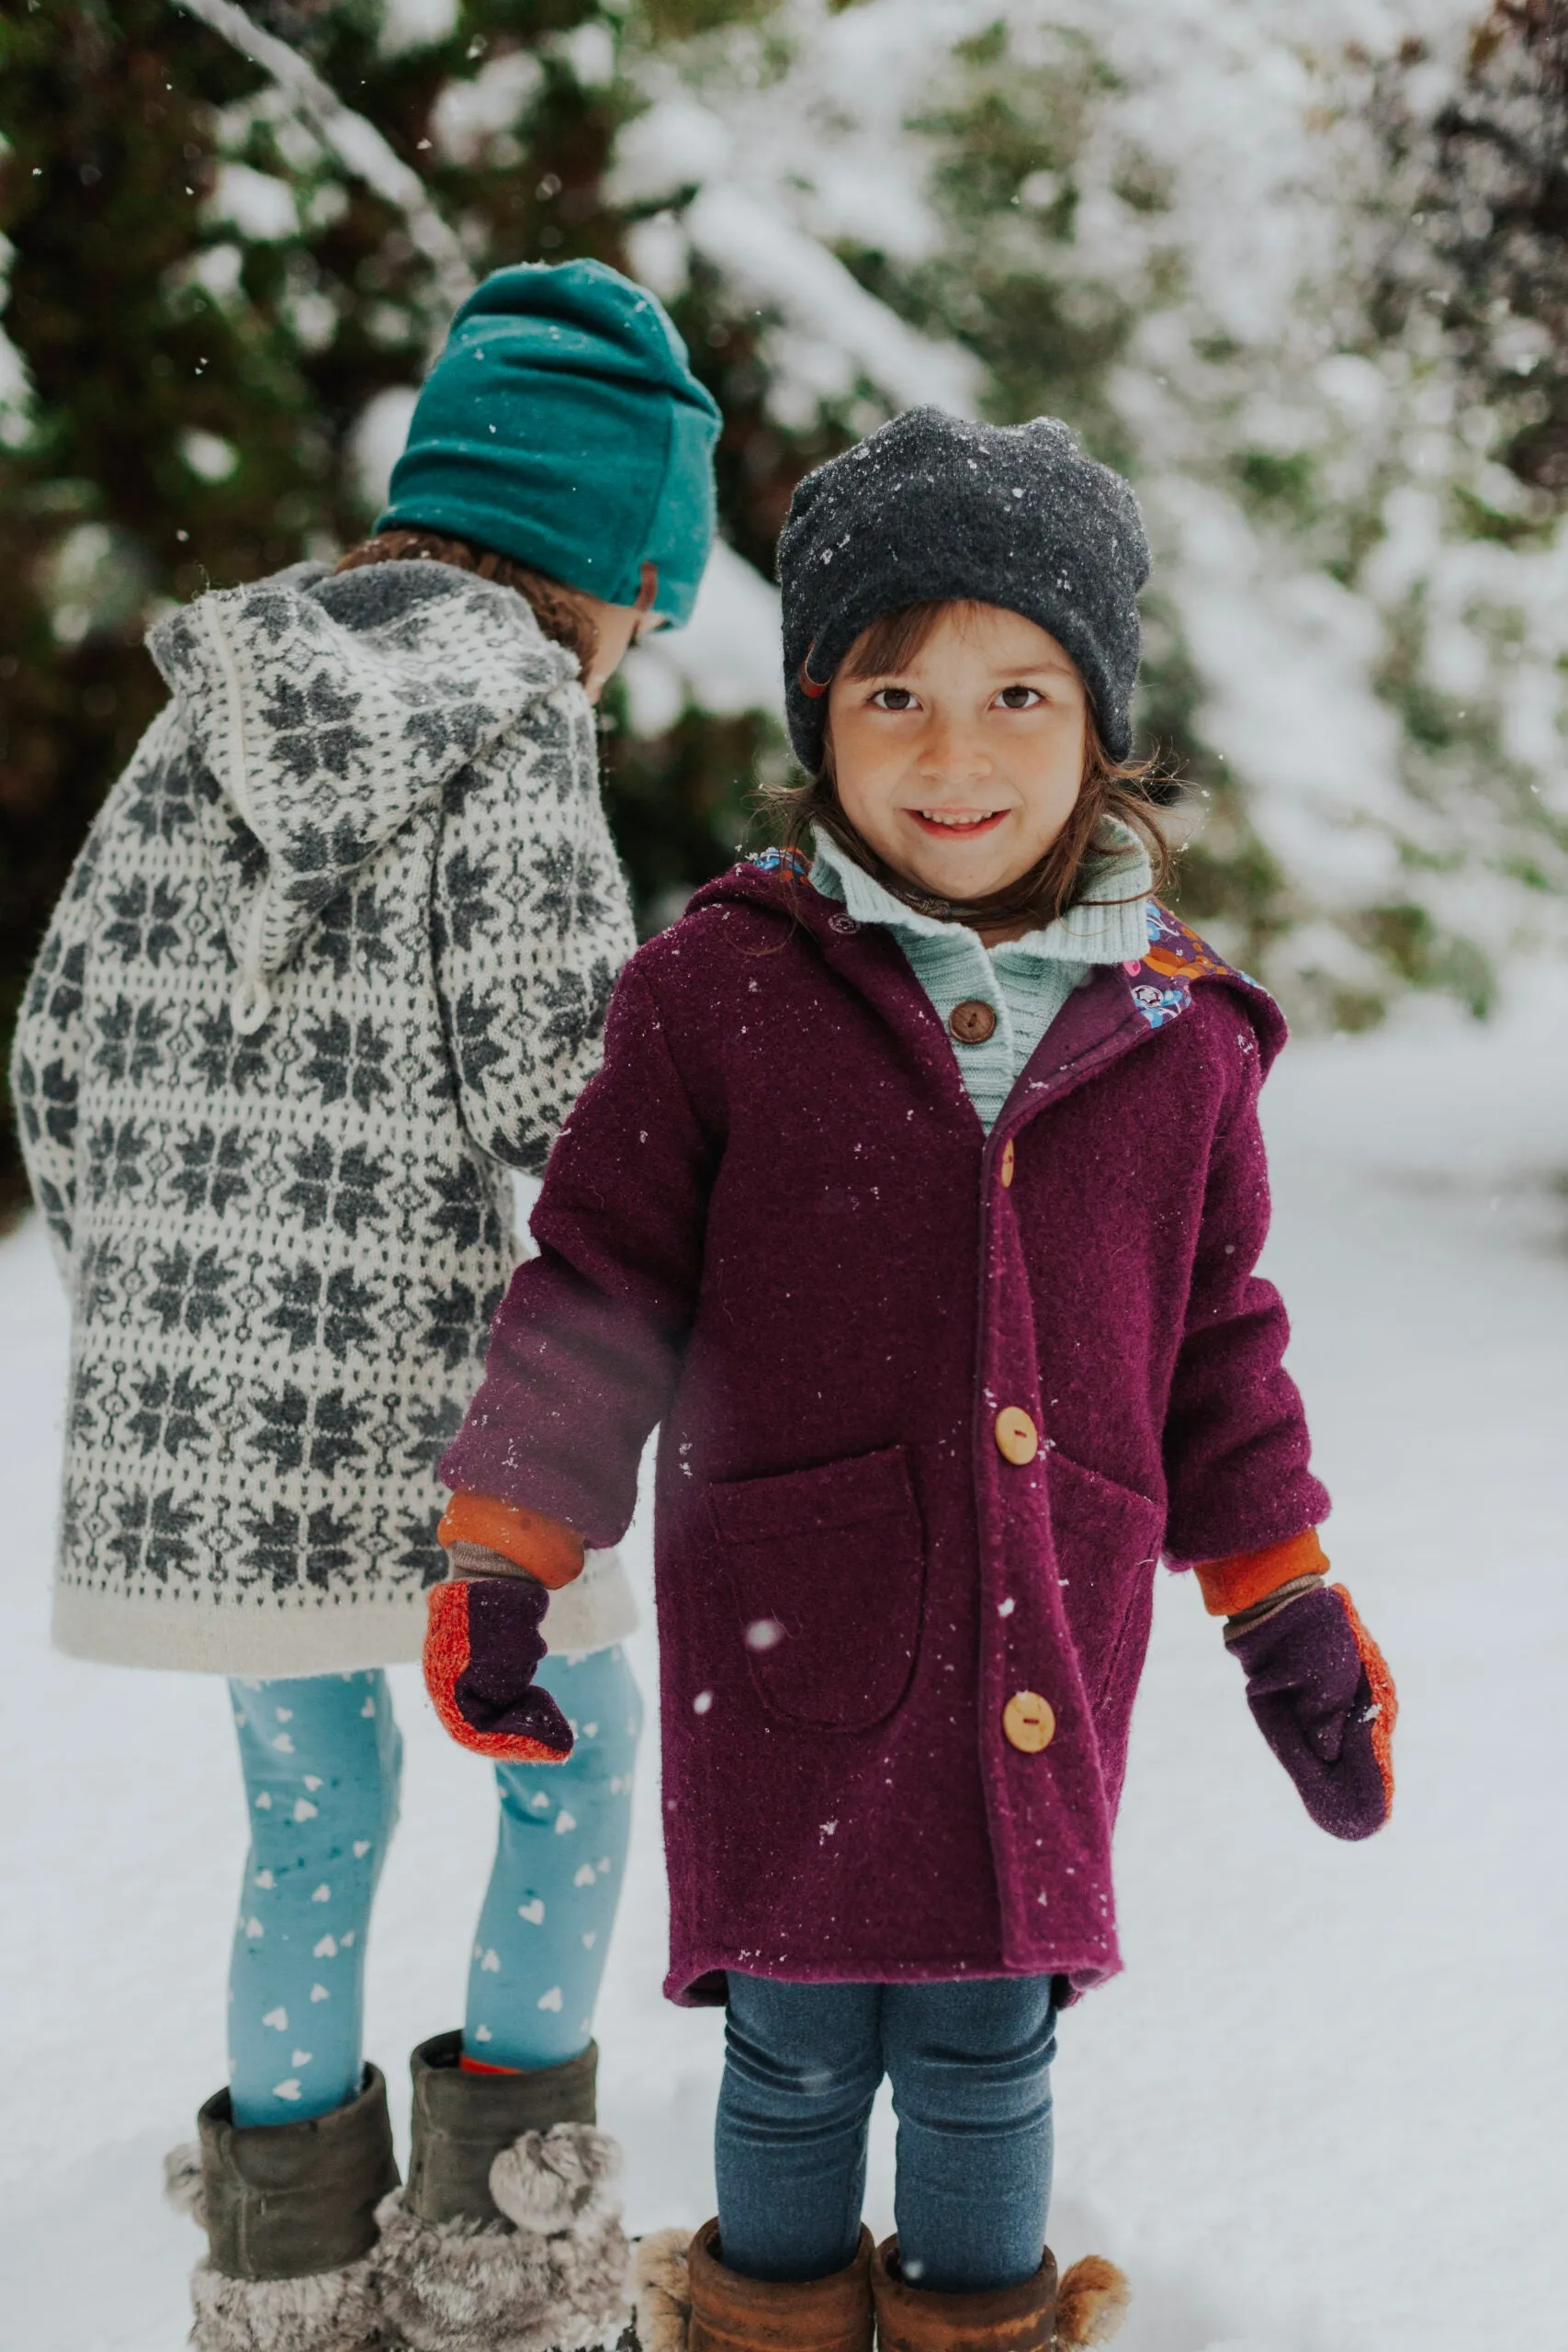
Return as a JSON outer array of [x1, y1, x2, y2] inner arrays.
[[915, 718, 992, 786]]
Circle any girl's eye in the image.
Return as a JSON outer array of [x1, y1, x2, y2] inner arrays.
[[870, 686, 917, 711], [997, 685, 1043, 710]]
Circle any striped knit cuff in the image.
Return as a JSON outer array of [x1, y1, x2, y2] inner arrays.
[[1191, 1528, 1327, 1617], [436, 1492, 585, 1589], [1222, 1574, 1328, 1641], [444, 1539, 545, 1585]]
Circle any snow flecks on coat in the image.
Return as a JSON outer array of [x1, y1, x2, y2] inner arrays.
[[11, 560, 636, 1677], [443, 863, 1326, 2000]]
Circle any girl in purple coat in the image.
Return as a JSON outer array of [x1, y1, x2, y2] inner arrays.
[[426, 410, 1397, 2352]]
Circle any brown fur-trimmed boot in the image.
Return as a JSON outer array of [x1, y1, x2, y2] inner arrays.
[[164, 2064, 400, 2352], [371, 2031, 632, 2352], [669, 2219, 874, 2352], [1049, 2258, 1129, 2350], [871, 2235, 1128, 2352]]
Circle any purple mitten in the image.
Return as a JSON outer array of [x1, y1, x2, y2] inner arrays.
[[1227, 1582, 1396, 1840], [424, 1576, 574, 1762]]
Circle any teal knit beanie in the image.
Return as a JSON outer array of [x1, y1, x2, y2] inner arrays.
[[378, 260, 722, 627]]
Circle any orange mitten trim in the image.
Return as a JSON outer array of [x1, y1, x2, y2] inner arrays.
[[1193, 1527, 1328, 1617], [437, 1492, 585, 1589], [1334, 1583, 1398, 1813], [423, 1582, 572, 1764]]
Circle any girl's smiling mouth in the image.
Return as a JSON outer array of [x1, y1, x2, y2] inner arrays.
[[908, 808, 1010, 837]]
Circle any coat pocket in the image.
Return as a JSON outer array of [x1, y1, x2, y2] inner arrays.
[[706, 1445, 926, 1732], [1045, 1451, 1165, 1711]]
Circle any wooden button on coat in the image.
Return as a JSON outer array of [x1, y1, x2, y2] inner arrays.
[[999, 1138, 1016, 1187], [949, 999, 998, 1046], [1003, 1691, 1056, 1753], [994, 1406, 1039, 1464]]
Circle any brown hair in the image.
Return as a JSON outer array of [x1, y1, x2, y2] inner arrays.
[[757, 599, 1175, 929], [335, 527, 600, 675]]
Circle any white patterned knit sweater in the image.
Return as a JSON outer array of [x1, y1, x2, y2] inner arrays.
[[11, 560, 639, 1675]]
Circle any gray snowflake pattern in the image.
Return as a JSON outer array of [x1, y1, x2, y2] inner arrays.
[[423, 1274, 502, 1373], [394, 1511, 449, 1590], [262, 672, 368, 785], [249, 1383, 366, 1477], [104, 878, 186, 967], [404, 700, 491, 765], [440, 847, 497, 952], [147, 1243, 231, 1336], [242, 1500, 357, 1592], [281, 818, 371, 917], [194, 1011, 270, 1096], [300, 1012, 392, 1111], [487, 1108, 556, 1177], [172, 1125, 250, 1216], [448, 987, 507, 1091], [267, 1260, 378, 1360], [282, 1137, 389, 1238], [534, 842, 610, 941], [109, 1486, 198, 1584], [403, 1394, 465, 1476], [214, 808, 266, 890], [428, 1161, 502, 1253], [538, 957, 615, 1058], [67, 1363, 104, 1442], [14, 1055, 79, 1157], [310, 885, 395, 981], [28, 937, 86, 1027], [128, 1365, 214, 1459], [87, 1115, 148, 1197], [95, 997, 171, 1084], [126, 747, 202, 844]]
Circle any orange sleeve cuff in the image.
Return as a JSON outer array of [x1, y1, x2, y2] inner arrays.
[[1192, 1528, 1328, 1616], [436, 1492, 585, 1590]]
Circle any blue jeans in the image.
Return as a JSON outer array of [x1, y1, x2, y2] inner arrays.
[[227, 1648, 641, 2127], [716, 1974, 1057, 2295]]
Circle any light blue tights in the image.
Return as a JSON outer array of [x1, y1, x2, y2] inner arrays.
[[227, 1647, 641, 2127]]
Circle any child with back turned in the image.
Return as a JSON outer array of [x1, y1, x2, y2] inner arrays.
[[12, 260, 720, 2352], [429, 408, 1398, 2352]]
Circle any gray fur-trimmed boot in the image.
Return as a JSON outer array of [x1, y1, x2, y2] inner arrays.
[[164, 2065, 400, 2351], [372, 2031, 633, 2352]]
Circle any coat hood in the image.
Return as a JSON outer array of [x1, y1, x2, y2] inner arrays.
[[147, 560, 577, 1031]]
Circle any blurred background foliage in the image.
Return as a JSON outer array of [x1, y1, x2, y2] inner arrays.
[[3, 0, 1568, 1215]]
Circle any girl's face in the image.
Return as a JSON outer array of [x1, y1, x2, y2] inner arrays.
[[826, 602, 1088, 907]]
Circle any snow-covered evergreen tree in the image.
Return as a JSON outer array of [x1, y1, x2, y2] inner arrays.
[[611, 0, 1568, 1022], [6, 0, 1568, 1215]]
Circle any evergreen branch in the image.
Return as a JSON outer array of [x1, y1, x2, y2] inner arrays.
[[684, 183, 979, 418], [170, 0, 475, 319]]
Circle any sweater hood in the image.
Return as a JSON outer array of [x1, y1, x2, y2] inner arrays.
[[147, 560, 576, 1031]]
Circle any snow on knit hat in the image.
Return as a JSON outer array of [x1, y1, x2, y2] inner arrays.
[[378, 260, 722, 627], [779, 406, 1150, 769]]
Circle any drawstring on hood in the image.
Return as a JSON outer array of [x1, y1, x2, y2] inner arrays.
[[148, 560, 577, 1036]]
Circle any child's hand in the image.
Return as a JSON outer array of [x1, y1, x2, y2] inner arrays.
[[1226, 1583, 1396, 1839], [423, 1574, 574, 1763]]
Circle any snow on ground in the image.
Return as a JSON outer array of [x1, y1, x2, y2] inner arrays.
[[2, 974, 1565, 2351]]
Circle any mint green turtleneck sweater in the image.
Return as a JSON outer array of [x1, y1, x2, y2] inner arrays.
[[809, 825, 1153, 1135]]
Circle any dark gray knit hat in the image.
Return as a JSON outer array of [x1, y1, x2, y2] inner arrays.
[[779, 406, 1150, 772]]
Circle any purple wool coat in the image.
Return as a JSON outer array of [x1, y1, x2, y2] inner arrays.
[[443, 859, 1329, 2003]]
